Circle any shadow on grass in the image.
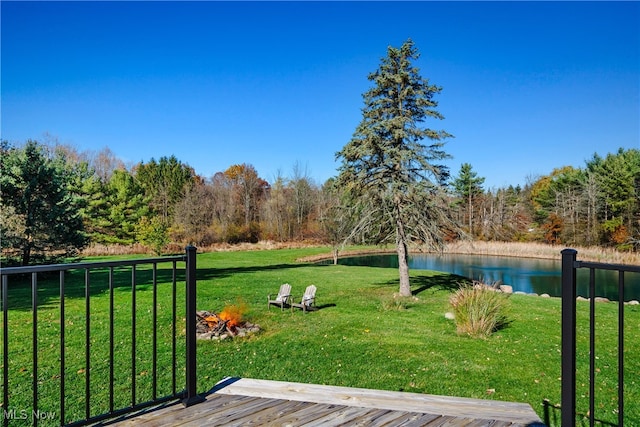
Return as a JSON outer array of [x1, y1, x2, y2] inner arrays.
[[195, 262, 317, 282], [2, 260, 321, 311], [2, 263, 188, 311], [372, 272, 472, 296], [411, 273, 471, 296], [293, 303, 336, 312], [3, 259, 467, 312]]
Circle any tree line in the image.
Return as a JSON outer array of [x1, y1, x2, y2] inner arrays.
[[450, 149, 640, 251], [2, 139, 636, 266]]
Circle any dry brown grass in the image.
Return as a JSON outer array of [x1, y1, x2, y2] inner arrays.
[[81, 243, 150, 256], [438, 241, 640, 264], [81, 240, 323, 257], [82, 240, 640, 266]]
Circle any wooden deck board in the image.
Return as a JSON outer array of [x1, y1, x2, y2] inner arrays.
[[102, 377, 544, 426]]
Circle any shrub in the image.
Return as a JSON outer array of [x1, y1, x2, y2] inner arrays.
[[449, 284, 511, 338]]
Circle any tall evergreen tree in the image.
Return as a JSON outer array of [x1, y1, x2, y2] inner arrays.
[[336, 39, 453, 296], [451, 163, 485, 233], [107, 169, 149, 244], [0, 140, 88, 265], [135, 155, 195, 225], [587, 148, 640, 248]]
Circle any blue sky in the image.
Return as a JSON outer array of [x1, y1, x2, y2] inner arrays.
[[2, 1, 638, 189]]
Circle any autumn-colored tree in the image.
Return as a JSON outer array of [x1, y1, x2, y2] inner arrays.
[[542, 213, 563, 244], [262, 174, 294, 241], [224, 163, 269, 228], [172, 182, 216, 246]]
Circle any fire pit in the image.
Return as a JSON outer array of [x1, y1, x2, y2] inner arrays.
[[196, 304, 260, 340]]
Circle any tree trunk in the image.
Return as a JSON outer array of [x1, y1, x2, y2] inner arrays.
[[22, 244, 31, 266], [396, 216, 411, 296]]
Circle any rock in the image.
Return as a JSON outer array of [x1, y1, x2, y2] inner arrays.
[[499, 285, 513, 294], [514, 291, 527, 295], [626, 300, 639, 305], [444, 312, 455, 320], [577, 296, 589, 302], [540, 293, 551, 298], [594, 297, 610, 303]]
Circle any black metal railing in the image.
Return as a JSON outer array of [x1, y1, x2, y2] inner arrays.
[[561, 249, 640, 427], [1, 246, 202, 426]]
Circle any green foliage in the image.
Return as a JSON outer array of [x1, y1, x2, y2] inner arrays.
[[336, 39, 453, 295], [527, 151, 640, 248], [451, 163, 485, 201], [135, 155, 196, 223], [602, 217, 631, 250], [587, 148, 640, 219], [449, 284, 511, 339], [136, 215, 169, 255], [0, 140, 88, 265], [530, 166, 585, 221], [107, 169, 149, 243], [451, 163, 485, 233]]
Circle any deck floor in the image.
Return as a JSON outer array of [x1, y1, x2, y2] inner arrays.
[[104, 377, 544, 426]]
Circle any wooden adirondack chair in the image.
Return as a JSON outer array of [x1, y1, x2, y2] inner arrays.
[[267, 283, 292, 311], [292, 285, 317, 312]]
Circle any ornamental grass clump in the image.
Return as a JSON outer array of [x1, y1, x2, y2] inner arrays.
[[449, 284, 511, 339]]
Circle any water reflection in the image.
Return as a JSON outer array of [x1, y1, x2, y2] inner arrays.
[[328, 253, 640, 302]]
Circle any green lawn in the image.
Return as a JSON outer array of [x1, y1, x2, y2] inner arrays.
[[2, 247, 638, 426]]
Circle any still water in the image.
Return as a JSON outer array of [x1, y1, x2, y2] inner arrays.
[[331, 253, 640, 302]]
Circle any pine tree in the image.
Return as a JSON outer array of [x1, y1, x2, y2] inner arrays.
[[452, 163, 485, 234], [336, 39, 453, 296], [0, 140, 88, 265]]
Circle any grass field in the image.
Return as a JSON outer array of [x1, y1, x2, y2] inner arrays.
[[2, 247, 638, 425]]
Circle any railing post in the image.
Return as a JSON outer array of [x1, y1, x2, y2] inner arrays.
[[183, 245, 205, 407], [561, 248, 577, 427]]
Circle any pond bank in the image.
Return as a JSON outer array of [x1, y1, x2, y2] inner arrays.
[[298, 241, 640, 265]]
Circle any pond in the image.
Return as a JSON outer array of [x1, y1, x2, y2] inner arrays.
[[328, 253, 640, 302]]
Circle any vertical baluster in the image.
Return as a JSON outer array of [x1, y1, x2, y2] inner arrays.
[[131, 265, 136, 407], [109, 266, 115, 413], [618, 271, 624, 426], [152, 263, 158, 400], [589, 268, 595, 427], [32, 272, 38, 426], [172, 261, 177, 397], [85, 269, 91, 420], [59, 271, 66, 425], [2, 275, 9, 427]]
